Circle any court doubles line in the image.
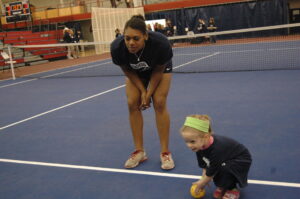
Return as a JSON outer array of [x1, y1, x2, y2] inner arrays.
[[174, 52, 213, 56], [173, 39, 300, 51], [0, 53, 218, 131], [174, 47, 300, 57], [0, 61, 112, 88], [0, 84, 125, 131], [222, 47, 300, 54], [0, 158, 299, 188], [41, 61, 112, 79], [173, 52, 220, 69], [0, 78, 38, 88]]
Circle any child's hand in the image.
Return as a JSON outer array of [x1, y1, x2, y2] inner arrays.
[[192, 180, 206, 194]]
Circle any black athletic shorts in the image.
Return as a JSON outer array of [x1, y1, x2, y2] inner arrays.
[[139, 60, 172, 88]]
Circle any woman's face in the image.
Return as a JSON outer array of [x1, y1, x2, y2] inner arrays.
[[124, 27, 148, 54]]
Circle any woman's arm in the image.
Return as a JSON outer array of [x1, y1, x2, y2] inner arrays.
[[120, 65, 150, 110], [146, 64, 166, 97], [139, 64, 166, 109], [120, 65, 146, 93]]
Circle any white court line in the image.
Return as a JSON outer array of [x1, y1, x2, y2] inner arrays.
[[41, 61, 112, 79], [0, 61, 112, 89], [0, 78, 38, 88], [0, 84, 125, 131], [0, 53, 216, 131], [173, 52, 220, 70], [0, 158, 299, 188], [173, 39, 300, 51], [174, 52, 213, 56], [174, 47, 300, 57], [222, 47, 300, 54], [2, 53, 299, 188], [269, 47, 300, 51]]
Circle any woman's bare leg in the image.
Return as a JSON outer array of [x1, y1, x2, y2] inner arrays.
[[152, 73, 172, 153], [125, 78, 144, 151]]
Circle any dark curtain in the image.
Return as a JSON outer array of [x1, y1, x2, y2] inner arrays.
[[145, 0, 288, 36]]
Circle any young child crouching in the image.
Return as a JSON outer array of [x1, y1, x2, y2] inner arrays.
[[180, 114, 252, 199]]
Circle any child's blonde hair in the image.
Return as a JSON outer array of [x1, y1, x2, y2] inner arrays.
[[180, 114, 213, 137]]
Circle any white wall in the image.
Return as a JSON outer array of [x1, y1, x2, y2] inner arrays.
[[92, 7, 144, 54], [80, 19, 94, 42]]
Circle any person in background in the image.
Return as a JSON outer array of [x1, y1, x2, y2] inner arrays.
[[195, 18, 207, 43], [70, 29, 79, 58], [125, 0, 133, 8], [115, 28, 122, 38], [75, 30, 84, 52], [156, 24, 165, 34], [63, 27, 78, 59], [110, 0, 117, 7], [180, 114, 252, 199], [110, 14, 175, 170], [63, 27, 71, 43], [207, 17, 217, 43], [146, 24, 152, 31], [164, 19, 175, 37], [164, 19, 175, 46]]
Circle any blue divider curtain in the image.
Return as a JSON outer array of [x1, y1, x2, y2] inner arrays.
[[145, 0, 288, 36]]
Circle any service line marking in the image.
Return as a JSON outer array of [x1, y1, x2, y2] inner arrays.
[[0, 84, 125, 131]]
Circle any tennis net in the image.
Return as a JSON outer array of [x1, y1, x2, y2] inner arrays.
[[2, 23, 300, 80], [170, 23, 300, 73]]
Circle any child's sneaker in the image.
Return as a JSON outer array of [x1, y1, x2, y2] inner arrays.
[[222, 189, 240, 199], [213, 187, 225, 199], [160, 152, 175, 170], [124, 150, 148, 168]]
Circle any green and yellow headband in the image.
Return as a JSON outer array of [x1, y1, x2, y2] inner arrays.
[[184, 117, 210, 133]]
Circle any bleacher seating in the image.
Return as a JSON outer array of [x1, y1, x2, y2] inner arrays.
[[0, 43, 26, 70], [1, 29, 67, 70]]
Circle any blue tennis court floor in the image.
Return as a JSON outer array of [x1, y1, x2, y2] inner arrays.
[[0, 41, 300, 199]]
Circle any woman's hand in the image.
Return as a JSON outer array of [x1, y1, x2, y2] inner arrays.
[[140, 92, 151, 110]]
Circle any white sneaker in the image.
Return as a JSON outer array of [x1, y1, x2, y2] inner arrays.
[[124, 150, 148, 169], [160, 152, 175, 170]]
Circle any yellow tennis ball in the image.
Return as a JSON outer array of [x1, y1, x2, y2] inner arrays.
[[190, 184, 206, 198]]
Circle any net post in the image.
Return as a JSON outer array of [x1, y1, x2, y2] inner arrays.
[[7, 46, 16, 80]]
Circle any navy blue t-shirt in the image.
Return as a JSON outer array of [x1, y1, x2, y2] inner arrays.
[[110, 31, 173, 79], [196, 135, 252, 187]]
